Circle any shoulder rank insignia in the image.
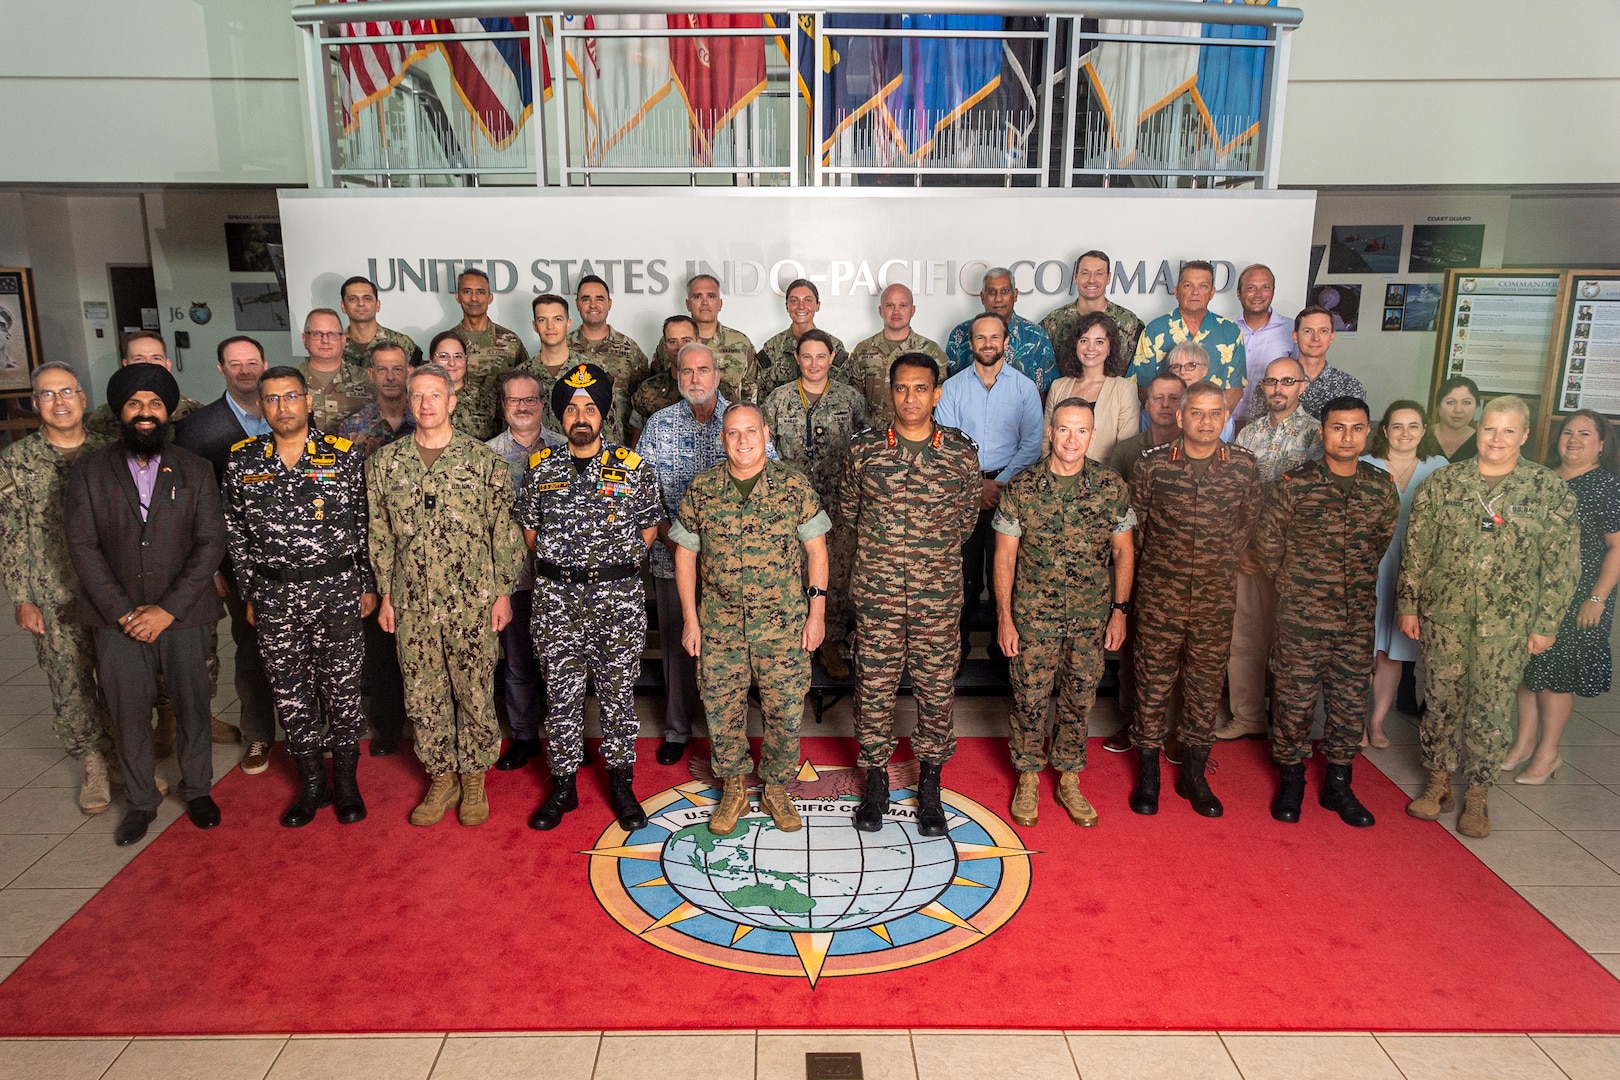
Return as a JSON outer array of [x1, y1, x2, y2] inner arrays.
[[325, 435, 353, 452], [932, 428, 944, 450], [529, 447, 552, 468], [614, 446, 643, 469], [230, 436, 259, 452]]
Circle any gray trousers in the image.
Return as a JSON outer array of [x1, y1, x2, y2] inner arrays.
[[96, 624, 214, 813], [654, 576, 701, 744], [221, 576, 276, 744]]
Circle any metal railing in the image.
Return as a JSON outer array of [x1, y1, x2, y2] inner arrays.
[[292, 1, 1302, 190]]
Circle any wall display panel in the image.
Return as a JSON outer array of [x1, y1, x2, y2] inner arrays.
[[1430, 270, 1562, 404], [0, 268, 43, 393], [1536, 271, 1620, 459]]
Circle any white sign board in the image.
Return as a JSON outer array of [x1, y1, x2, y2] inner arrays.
[[277, 188, 1317, 360]]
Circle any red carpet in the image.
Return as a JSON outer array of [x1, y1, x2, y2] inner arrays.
[[1, 736, 1618, 1036]]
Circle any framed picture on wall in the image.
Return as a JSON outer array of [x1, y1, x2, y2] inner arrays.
[[0, 268, 42, 393]]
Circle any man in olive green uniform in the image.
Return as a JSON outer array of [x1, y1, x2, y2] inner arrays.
[[1038, 250, 1145, 364], [0, 362, 116, 814], [84, 331, 204, 441], [684, 274, 760, 403], [368, 363, 526, 828], [566, 274, 651, 439], [634, 315, 699, 423], [757, 278, 850, 399], [298, 308, 375, 433], [1254, 396, 1398, 827], [672, 404, 831, 836], [340, 275, 421, 368], [1399, 396, 1579, 838], [446, 267, 528, 416], [994, 397, 1134, 829], [848, 284, 948, 429], [839, 352, 981, 836], [761, 329, 868, 678], [1128, 380, 1261, 818]]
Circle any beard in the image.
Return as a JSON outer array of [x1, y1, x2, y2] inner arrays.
[[566, 420, 602, 448], [121, 417, 165, 457], [973, 350, 1005, 368]]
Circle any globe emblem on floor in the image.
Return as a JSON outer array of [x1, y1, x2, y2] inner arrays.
[[586, 760, 1036, 985], [663, 817, 957, 932]]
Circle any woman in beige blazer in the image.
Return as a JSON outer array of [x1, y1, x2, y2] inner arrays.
[[1042, 310, 1140, 462]]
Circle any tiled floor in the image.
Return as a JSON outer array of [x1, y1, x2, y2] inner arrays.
[[0, 612, 1617, 1078]]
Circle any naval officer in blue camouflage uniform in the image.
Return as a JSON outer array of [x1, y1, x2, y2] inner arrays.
[[516, 363, 664, 834], [222, 367, 377, 827]]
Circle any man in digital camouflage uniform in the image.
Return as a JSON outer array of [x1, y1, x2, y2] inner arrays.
[[340, 275, 421, 369], [848, 283, 947, 429], [672, 403, 830, 836], [298, 309, 375, 434], [518, 363, 663, 834], [1128, 380, 1261, 818], [445, 267, 528, 418], [83, 331, 205, 442], [839, 352, 981, 836], [0, 362, 116, 814], [1253, 396, 1397, 827], [1038, 250, 1145, 367], [761, 329, 868, 678], [368, 363, 525, 828], [223, 366, 377, 828], [565, 274, 651, 441], [994, 397, 1135, 830], [1398, 395, 1578, 838]]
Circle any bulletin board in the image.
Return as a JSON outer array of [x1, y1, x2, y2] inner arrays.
[[1536, 271, 1620, 460]]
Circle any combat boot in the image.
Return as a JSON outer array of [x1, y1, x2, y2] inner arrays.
[[1129, 748, 1161, 815], [1320, 762, 1375, 827], [1175, 744, 1224, 817], [1458, 783, 1490, 838], [817, 641, 849, 680], [1406, 769, 1454, 820], [916, 761, 948, 837], [330, 745, 367, 824], [529, 773, 578, 831], [153, 703, 177, 760], [607, 766, 647, 831], [409, 773, 461, 826], [78, 751, 112, 815], [1010, 772, 1040, 827], [281, 751, 333, 828], [708, 776, 749, 837], [853, 766, 889, 832], [761, 783, 802, 832], [1055, 771, 1098, 827], [1271, 761, 1306, 823], [458, 771, 489, 826]]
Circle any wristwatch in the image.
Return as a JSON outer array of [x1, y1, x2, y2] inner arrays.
[[1111, 600, 1133, 615], [804, 586, 828, 600]]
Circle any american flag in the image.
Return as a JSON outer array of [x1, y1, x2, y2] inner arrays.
[[335, 1, 548, 147]]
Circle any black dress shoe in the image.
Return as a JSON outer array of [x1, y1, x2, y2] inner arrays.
[[496, 737, 542, 771], [186, 795, 221, 830], [655, 739, 686, 766], [115, 808, 157, 846], [369, 734, 399, 757]]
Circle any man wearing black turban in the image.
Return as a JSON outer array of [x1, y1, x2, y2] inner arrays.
[[63, 365, 228, 845]]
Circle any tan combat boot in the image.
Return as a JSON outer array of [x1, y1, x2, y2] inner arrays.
[[708, 776, 749, 837], [817, 641, 849, 680], [1406, 769, 1454, 820], [1056, 771, 1099, 828], [409, 773, 462, 826], [458, 771, 489, 826], [761, 783, 802, 832], [1010, 772, 1040, 827], [79, 751, 112, 815], [1457, 784, 1490, 838]]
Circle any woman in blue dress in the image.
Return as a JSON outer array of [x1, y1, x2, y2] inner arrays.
[[1362, 400, 1449, 747]]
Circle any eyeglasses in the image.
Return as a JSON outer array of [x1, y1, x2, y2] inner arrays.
[[1260, 377, 1306, 388], [1167, 363, 1207, 375], [503, 395, 542, 407], [33, 387, 81, 403], [304, 330, 343, 341], [432, 351, 466, 363], [261, 392, 308, 407]]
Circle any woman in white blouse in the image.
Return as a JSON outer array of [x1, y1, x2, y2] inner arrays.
[[1043, 310, 1140, 461]]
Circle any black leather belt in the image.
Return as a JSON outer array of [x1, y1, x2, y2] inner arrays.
[[982, 469, 1003, 479], [255, 554, 355, 585], [535, 560, 639, 585]]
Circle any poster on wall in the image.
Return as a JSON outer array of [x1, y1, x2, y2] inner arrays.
[[231, 283, 290, 331], [1307, 283, 1360, 333], [1327, 225, 1401, 274], [225, 219, 284, 274], [1409, 223, 1485, 273], [1380, 283, 1443, 332], [0, 268, 42, 393], [1433, 271, 1560, 399], [1548, 275, 1620, 418]]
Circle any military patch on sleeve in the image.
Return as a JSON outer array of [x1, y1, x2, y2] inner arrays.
[[230, 436, 259, 452]]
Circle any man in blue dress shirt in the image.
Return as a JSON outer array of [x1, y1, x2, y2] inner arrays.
[[946, 268, 1057, 393], [936, 313, 1044, 669]]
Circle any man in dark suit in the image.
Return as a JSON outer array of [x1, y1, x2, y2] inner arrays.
[[175, 335, 276, 775], [66, 365, 227, 846]]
